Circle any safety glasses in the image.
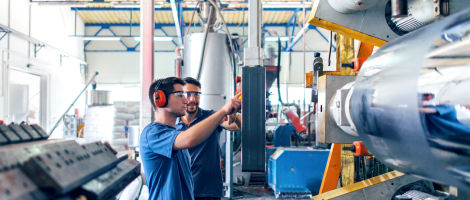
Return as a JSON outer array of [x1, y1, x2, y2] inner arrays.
[[185, 91, 201, 98], [169, 91, 202, 99], [169, 91, 186, 98]]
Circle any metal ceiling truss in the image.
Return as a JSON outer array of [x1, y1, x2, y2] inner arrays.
[[82, 24, 181, 52], [81, 23, 334, 53], [73, 6, 333, 53]]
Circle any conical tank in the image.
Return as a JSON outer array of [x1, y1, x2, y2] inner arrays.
[[183, 33, 234, 110]]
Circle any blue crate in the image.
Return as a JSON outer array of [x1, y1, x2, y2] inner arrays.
[[267, 148, 330, 197]]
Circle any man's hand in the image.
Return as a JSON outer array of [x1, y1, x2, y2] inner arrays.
[[227, 113, 237, 124], [221, 93, 241, 116]]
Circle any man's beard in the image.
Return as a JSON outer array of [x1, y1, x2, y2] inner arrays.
[[186, 103, 198, 114]]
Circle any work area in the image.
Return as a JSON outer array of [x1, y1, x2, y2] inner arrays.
[[1, 0, 470, 199]]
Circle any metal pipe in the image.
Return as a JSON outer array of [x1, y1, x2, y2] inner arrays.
[[285, 23, 310, 52], [175, 46, 183, 77], [196, 6, 213, 81], [391, 0, 408, 18], [170, 0, 184, 45], [200, 1, 216, 32], [140, 0, 154, 128], [244, 0, 262, 66], [49, 72, 98, 136]]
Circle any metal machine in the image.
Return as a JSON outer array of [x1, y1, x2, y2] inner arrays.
[[0, 122, 140, 200], [309, 0, 470, 46], [322, 8, 470, 193]]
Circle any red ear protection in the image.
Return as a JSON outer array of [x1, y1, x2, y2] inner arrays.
[[153, 89, 167, 108]]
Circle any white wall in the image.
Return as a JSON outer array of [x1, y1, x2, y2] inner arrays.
[[85, 52, 176, 84], [0, 0, 86, 136]]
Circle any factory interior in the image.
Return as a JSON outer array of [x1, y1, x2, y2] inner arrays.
[[1, 0, 470, 199]]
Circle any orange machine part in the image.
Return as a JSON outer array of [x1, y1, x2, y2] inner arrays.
[[319, 143, 342, 193], [353, 141, 368, 156], [285, 110, 306, 134], [352, 57, 368, 72]]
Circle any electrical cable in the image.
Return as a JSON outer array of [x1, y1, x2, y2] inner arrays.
[[277, 36, 285, 105], [207, 0, 238, 71], [185, 1, 200, 36], [196, 6, 213, 81]]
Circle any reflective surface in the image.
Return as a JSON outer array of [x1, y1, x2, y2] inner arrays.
[[351, 9, 470, 190], [183, 33, 233, 110]]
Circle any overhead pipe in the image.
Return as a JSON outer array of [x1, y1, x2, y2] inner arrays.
[[170, 0, 184, 45], [285, 23, 311, 52]]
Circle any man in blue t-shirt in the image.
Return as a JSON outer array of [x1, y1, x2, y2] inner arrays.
[[140, 77, 241, 200], [176, 77, 241, 200]]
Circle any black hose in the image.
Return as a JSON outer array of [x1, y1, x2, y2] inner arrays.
[[277, 37, 285, 105]]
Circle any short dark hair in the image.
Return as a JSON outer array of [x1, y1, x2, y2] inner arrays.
[[148, 77, 185, 109], [183, 77, 201, 89]]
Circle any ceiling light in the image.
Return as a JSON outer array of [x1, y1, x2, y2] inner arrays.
[[133, 36, 174, 41], [82, 37, 121, 41], [265, 36, 289, 42]]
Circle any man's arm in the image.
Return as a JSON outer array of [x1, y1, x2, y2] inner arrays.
[[221, 113, 241, 131], [173, 93, 241, 150]]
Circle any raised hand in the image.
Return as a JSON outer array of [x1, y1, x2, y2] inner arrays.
[[222, 93, 241, 115]]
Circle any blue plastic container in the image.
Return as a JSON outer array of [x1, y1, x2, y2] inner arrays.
[[267, 148, 330, 197]]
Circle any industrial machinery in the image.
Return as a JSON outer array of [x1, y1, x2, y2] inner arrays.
[[0, 122, 140, 200], [309, 0, 470, 46], [321, 8, 470, 194]]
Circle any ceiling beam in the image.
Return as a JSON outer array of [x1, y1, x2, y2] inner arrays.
[[71, 7, 311, 12]]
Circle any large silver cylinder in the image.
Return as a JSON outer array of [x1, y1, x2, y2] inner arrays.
[[350, 9, 470, 190], [183, 33, 233, 110]]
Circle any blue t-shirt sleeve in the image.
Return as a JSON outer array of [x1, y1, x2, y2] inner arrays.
[[145, 125, 180, 158], [207, 109, 223, 132]]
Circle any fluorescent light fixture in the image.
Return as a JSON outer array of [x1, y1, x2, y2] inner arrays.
[[82, 37, 121, 41], [133, 36, 174, 41], [265, 36, 289, 42], [263, 1, 312, 8]]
